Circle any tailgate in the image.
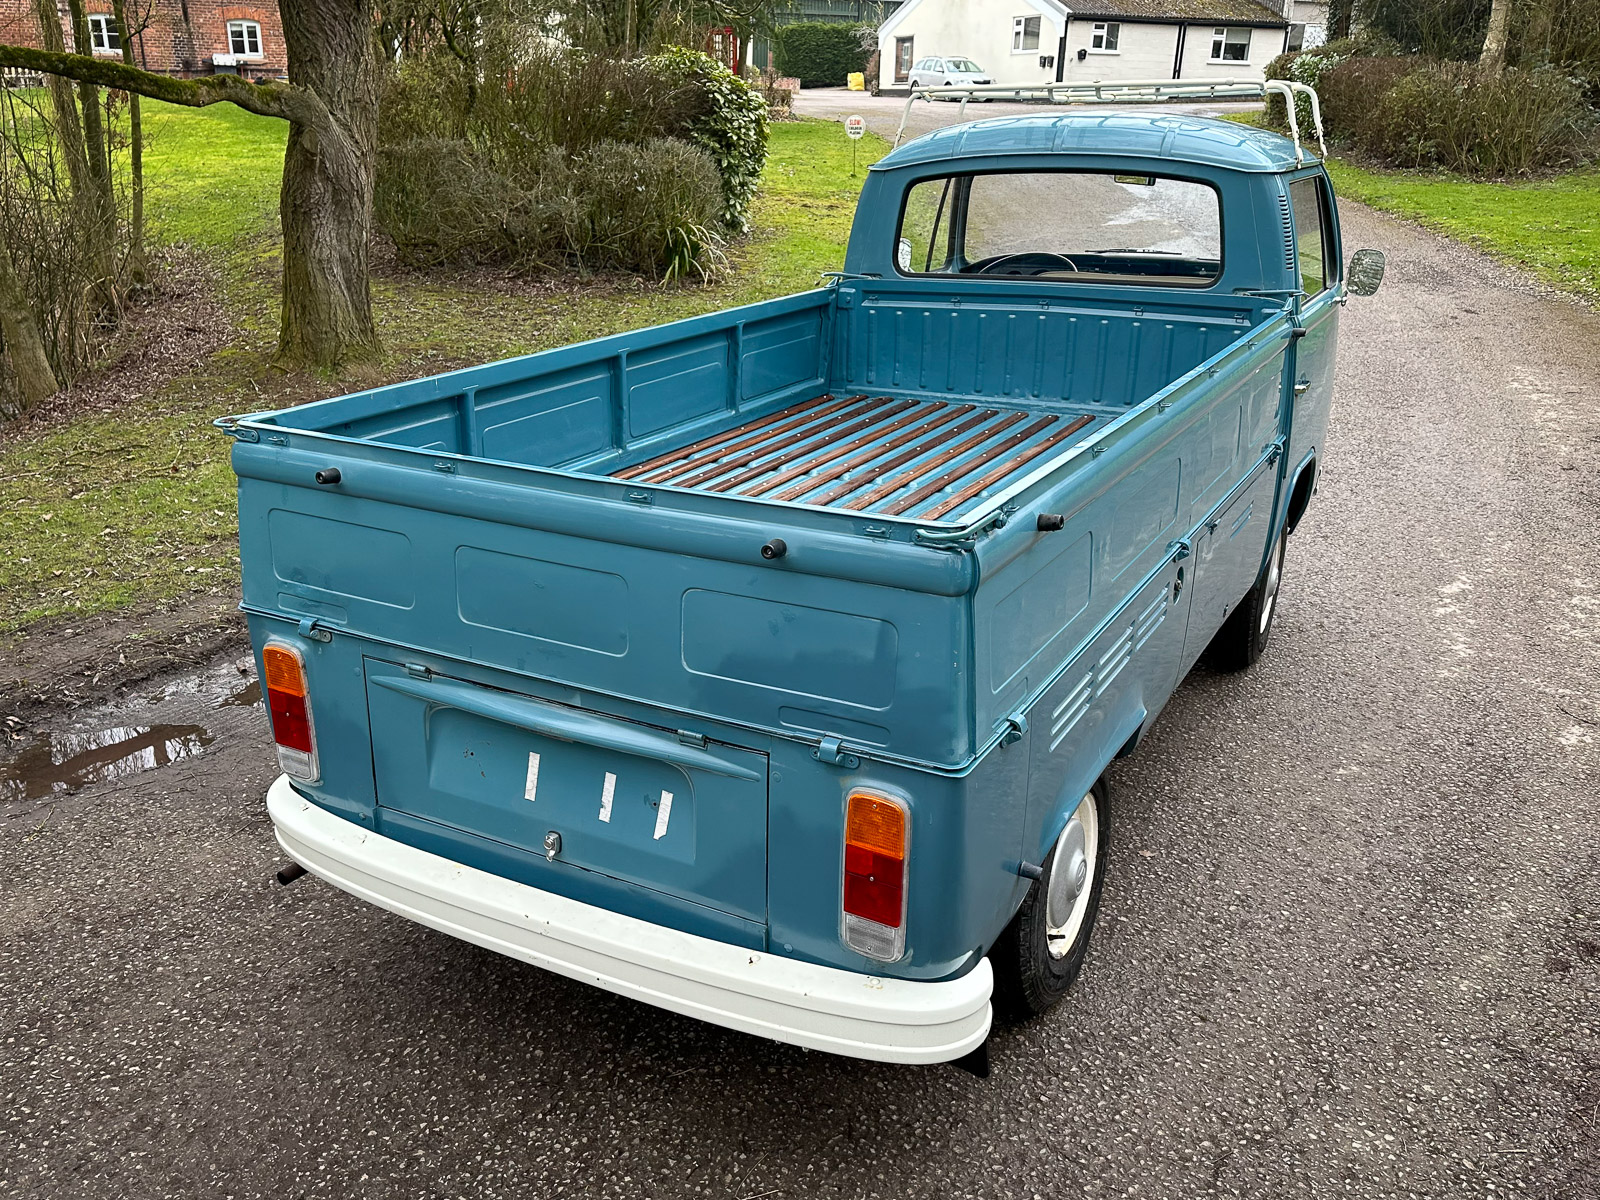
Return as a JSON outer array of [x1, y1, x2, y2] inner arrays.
[[363, 659, 768, 924]]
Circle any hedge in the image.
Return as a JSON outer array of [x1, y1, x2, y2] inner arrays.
[[773, 22, 870, 88]]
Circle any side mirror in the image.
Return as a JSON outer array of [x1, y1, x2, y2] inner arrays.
[[1347, 248, 1386, 296], [897, 237, 914, 273]]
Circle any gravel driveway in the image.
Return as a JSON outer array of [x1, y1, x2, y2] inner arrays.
[[2, 98, 1597, 1200]]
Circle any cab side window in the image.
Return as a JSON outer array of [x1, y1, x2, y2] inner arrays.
[[1289, 176, 1334, 296]]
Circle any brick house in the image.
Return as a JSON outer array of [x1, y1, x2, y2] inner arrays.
[[0, 1, 286, 80]]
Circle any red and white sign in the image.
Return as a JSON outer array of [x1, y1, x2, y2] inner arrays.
[[845, 115, 867, 140]]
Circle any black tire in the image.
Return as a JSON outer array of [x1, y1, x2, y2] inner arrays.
[[1205, 525, 1287, 673], [991, 778, 1110, 1019]]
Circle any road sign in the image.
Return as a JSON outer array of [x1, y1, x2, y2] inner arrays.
[[845, 115, 866, 140]]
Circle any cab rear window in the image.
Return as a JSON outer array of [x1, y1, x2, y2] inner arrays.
[[896, 171, 1223, 287]]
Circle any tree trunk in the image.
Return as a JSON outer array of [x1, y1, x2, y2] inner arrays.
[[31, 0, 94, 204], [0, 6, 383, 372], [65, 0, 119, 301], [0, 239, 60, 414], [1480, 0, 1512, 72], [113, 0, 148, 286], [275, 0, 380, 367]]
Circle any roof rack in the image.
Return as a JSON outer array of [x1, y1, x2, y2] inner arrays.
[[892, 78, 1327, 165]]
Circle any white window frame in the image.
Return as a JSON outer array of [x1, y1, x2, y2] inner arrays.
[[227, 19, 263, 58], [1089, 21, 1120, 52], [1209, 26, 1252, 63], [87, 13, 120, 55], [1012, 15, 1041, 53]]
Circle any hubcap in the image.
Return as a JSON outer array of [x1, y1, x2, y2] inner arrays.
[[1258, 538, 1283, 636], [1045, 792, 1100, 960]]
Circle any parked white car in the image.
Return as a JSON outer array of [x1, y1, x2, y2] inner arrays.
[[907, 56, 992, 95]]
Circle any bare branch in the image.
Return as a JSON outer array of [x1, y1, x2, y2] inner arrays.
[[0, 44, 327, 126]]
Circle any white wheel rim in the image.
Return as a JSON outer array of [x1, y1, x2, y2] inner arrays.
[[1045, 793, 1099, 959], [1259, 537, 1283, 636]]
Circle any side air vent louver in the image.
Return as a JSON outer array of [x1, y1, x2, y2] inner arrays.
[[1279, 192, 1296, 272]]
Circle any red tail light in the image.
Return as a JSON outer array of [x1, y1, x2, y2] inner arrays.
[[841, 790, 908, 961], [262, 642, 319, 782]]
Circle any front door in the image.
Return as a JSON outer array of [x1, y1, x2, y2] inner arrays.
[[1284, 173, 1342, 498]]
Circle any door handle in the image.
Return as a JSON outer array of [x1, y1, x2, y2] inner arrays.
[[372, 673, 763, 781]]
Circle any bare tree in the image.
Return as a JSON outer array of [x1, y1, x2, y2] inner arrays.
[[0, 0, 381, 370]]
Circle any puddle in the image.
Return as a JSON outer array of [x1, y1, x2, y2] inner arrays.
[[221, 680, 262, 708], [2, 725, 216, 803], [3, 653, 265, 812]]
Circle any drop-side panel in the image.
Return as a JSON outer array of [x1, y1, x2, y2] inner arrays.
[[364, 659, 770, 925]]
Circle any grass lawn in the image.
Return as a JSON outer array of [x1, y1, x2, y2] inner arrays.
[[0, 113, 888, 637], [1325, 160, 1600, 304]]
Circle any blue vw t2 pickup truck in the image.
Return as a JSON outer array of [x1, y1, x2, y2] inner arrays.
[[223, 109, 1382, 1071]]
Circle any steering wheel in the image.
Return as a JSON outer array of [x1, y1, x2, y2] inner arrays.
[[976, 252, 1080, 275]]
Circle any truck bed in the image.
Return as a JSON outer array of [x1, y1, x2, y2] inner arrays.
[[614, 392, 1097, 521], [227, 284, 1287, 769]]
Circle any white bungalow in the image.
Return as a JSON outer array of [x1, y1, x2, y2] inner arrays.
[[877, 0, 1303, 94]]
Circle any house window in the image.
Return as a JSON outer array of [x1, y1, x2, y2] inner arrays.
[[1210, 26, 1251, 62], [1013, 15, 1041, 52], [227, 19, 263, 57], [87, 14, 120, 53], [1090, 22, 1120, 51], [895, 37, 914, 83]]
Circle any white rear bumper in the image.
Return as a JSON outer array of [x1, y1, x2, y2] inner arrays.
[[268, 777, 992, 1064]]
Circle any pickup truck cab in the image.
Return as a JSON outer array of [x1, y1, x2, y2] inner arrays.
[[226, 108, 1382, 1070]]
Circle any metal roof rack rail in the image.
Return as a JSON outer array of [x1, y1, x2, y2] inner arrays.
[[892, 77, 1327, 164]]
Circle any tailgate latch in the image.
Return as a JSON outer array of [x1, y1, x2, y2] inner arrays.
[[812, 735, 860, 770]]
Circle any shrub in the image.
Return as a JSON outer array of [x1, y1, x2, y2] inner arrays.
[[371, 137, 723, 278], [773, 22, 870, 88], [1264, 44, 1353, 133], [375, 136, 726, 278], [651, 47, 769, 232], [376, 44, 765, 277], [1365, 62, 1593, 174], [1318, 56, 1425, 145]]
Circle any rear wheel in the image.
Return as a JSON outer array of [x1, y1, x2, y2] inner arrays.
[[991, 779, 1109, 1018], [1205, 526, 1287, 672]]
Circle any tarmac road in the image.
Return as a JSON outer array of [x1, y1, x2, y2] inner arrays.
[[3, 100, 1599, 1200]]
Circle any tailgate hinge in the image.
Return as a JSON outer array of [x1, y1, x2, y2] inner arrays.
[[812, 735, 860, 770], [1168, 538, 1193, 562], [405, 662, 433, 680], [676, 729, 707, 749], [296, 617, 333, 643], [1001, 714, 1028, 747]]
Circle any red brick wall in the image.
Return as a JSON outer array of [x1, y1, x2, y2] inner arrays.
[[0, 1, 286, 79]]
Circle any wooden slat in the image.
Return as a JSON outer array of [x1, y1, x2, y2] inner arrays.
[[699, 399, 920, 493], [670, 397, 889, 490], [614, 394, 833, 479], [842, 411, 1029, 512], [917, 414, 1095, 519], [629, 394, 869, 484], [877, 416, 1061, 516], [791, 407, 998, 506], [737, 401, 956, 497]]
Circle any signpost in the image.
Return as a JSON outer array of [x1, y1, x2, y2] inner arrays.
[[845, 114, 865, 175]]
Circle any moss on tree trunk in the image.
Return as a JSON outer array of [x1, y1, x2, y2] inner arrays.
[[0, 0, 381, 373]]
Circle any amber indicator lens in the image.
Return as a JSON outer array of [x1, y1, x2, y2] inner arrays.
[[261, 644, 318, 780], [843, 792, 907, 932]]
